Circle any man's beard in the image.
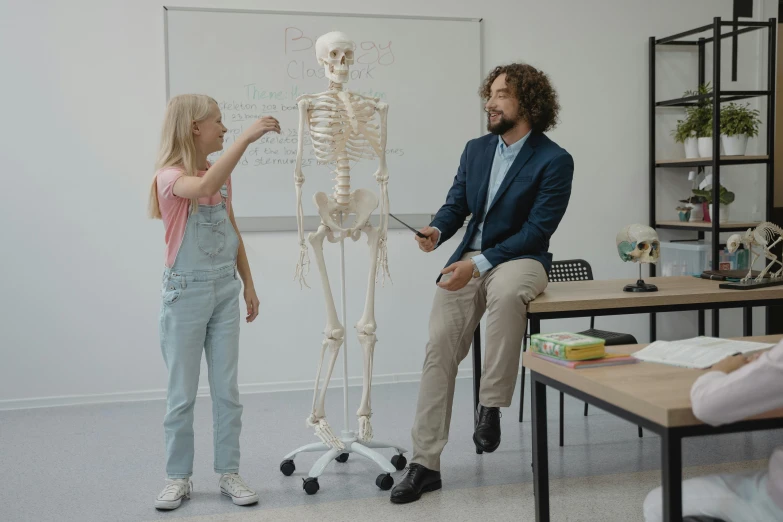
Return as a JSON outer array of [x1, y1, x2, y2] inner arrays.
[[487, 113, 518, 135]]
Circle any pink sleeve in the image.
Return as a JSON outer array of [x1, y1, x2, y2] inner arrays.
[[690, 340, 783, 426], [157, 167, 185, 200]]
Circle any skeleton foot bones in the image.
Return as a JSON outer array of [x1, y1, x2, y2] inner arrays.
[[293, 31, 391, 447]]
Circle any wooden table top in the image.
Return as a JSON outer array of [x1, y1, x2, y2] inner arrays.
[[527, 276, 783, 314], [523, 334, 783, 428]]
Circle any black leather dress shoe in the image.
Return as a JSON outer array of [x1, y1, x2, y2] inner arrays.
[[389, 463, 442, 504], [473, 404, 502, 452]]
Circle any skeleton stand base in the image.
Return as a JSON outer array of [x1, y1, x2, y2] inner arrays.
[[719, 278, 783, 290], [280, 216, 407, 495], [280, 430, 408, 495], [623, 264, 658, 292]]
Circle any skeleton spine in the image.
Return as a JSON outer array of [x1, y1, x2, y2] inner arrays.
[[334, 152, 351, 205]]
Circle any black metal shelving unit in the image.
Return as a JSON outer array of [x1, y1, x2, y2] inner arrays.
[[649, 17, 777, 340]]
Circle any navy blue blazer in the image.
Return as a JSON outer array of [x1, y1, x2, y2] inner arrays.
[[430, 131, 574, 280]]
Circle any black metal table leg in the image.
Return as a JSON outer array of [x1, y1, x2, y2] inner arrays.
[[661, 430, 682, 522], [522, 317, 542, 423], [531, 373, 550, 522], [698, 310, 705, 336], [744, 306, 752, 337], [559, 392, 564, 447], [712, 308, 720, 337]]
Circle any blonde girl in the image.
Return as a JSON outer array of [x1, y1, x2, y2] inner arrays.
[[148, 94, 279, 510]]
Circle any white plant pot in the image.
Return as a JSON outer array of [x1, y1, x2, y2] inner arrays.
[[709, 203, 729, 223], [683, 137, 699, 159], [687, 202, 703, 222], [698, 137, 713, 158], [721, 134, 748, 156]]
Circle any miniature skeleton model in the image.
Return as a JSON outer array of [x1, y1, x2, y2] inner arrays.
[[292, 31, 391, 451], [727, 222, 783, 282]]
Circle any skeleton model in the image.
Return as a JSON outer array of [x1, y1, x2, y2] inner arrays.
[[727, 222, 783, 282], [279, 31, 406, 494]]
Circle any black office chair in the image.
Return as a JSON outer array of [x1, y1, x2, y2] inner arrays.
[[471, 259, 641, 453]]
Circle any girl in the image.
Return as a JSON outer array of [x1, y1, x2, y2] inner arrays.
[[643, 341, 783, 521], [148, 94, 279, 510]]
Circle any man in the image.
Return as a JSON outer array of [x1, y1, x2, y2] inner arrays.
[[390, 63, 574, 504]]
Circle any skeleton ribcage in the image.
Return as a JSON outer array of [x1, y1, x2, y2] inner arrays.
[[307, 94, 380, 164]]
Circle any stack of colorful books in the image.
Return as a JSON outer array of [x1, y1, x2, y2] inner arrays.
[[529, 332, 638, 369]]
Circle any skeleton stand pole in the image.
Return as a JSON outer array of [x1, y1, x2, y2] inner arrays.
[[280, 211, 408, 494]]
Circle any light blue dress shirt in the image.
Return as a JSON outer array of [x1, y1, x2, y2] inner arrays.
[[434, 130, 530, 275]]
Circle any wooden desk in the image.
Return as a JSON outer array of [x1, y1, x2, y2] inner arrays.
[[527, 275, 783, 342], [524, 335, 783, 522], [514, 276, 783, 426]]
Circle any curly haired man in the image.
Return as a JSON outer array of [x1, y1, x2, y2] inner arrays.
[[390, 63, 575, 504]]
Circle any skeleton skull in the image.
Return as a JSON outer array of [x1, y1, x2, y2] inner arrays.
[[616, 224, 660, 264], [315, 31, 355, 84]]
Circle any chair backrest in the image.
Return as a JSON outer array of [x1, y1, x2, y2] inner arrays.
[[549, 259, 594, 283]]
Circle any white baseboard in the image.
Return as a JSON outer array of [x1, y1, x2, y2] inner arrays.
[[0, 367, 529, 411]]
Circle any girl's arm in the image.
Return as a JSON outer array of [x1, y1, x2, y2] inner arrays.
[[690, 341, 783, 426], [229, 205, 259, 322], [174, 116, 280, 199]]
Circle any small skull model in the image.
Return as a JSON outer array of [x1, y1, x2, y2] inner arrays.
[[315, 31, 355, 84], [616, 224, 660, 264]]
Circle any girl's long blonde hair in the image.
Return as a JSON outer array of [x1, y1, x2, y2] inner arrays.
[[148, 94, 217, 219]]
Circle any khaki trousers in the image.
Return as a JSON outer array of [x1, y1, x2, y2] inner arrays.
[[411, 252, 548, 471]]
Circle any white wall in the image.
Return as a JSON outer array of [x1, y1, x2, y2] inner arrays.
[[0, 0, 775, 408]]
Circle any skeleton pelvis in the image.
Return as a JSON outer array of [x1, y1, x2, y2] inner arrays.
[[314, 189, 378, 236]]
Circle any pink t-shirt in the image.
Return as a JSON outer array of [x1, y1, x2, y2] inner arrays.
[[156, 165, 233, 268]]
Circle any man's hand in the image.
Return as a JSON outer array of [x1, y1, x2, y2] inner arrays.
[[244, 285, 260, 323], [415, 227, 440, 253], [710, 354, 749, 374], [437, 260, 474, 291]]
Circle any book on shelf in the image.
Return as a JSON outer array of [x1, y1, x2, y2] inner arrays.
[[631, 336, 775, 369], [530, 332, 605, 361], [530, 351, 638, 369]]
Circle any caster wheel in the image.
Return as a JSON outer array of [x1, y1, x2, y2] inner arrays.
[[335, 453, 349, 463], [476, 447, 484, 455], [391, 454, 407, 470], [280, 459, 295, 476], [303, 477, 319, 495], [376, 473, 394, 491]]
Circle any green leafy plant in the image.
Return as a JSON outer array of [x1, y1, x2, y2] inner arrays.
[[720, 102, 761, 137], [671, 83, 713, 141], [670, 117, 696, 143], [684, 83, 713, 138], [692, 184, 735, 205]]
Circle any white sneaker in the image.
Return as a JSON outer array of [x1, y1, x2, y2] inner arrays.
[[219, 473, 259, 506], [155, 478, 192, 510]]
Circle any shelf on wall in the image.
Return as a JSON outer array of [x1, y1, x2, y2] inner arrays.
[[655, 90, 771, 107], [655, 155, 769, 168], [655, 220, 760, 232]]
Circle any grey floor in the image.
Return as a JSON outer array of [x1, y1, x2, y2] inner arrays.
[[2, 377, 780, 522]]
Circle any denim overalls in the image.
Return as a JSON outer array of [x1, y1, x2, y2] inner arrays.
[[159, 183, 243, 479]]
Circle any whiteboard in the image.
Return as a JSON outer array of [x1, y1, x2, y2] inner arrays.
[[164, 7, 483, 223]]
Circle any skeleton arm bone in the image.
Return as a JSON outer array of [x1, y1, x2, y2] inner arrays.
[[294, 96, 312, 288]]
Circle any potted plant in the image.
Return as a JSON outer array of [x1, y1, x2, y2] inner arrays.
[[719, 102, 761, 156], [678, 194, 706, 222], [681, 83, 713, 158], [675, 205, 691, 222], [692, 184, 735, 223], [671, 117, 698, 158]]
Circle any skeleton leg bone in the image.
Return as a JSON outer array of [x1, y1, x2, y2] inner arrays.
[[305, 225, 345, 451], [355, 224, 381, 442]]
